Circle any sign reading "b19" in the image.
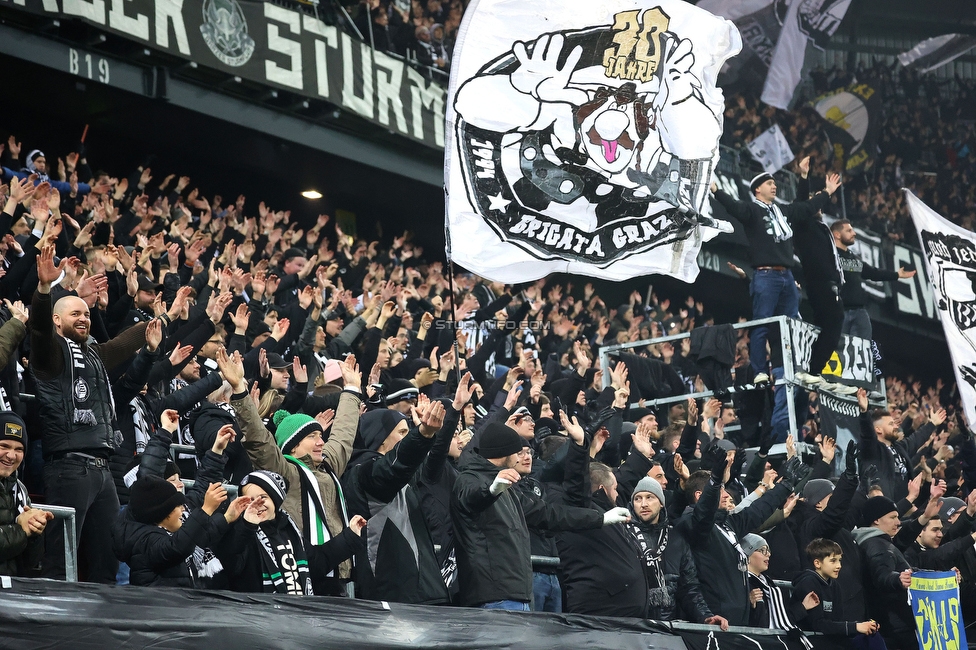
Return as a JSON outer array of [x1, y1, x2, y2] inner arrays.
[[2, 0, 446, 148]]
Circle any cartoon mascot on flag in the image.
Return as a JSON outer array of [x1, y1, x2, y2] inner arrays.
[[453, 8, 731, 238]]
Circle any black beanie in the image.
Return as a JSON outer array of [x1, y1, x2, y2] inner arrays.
[[861, 495, 897, 527], [478, 422, 523, 459], [749, 172, 775, 193], [0, 411, 27, 448], [129, 476, 186, 525]]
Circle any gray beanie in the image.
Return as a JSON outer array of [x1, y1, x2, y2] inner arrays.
[[939, 497, 966, 522], [802, 479, 835, 505], [739, 533, 768, 557], [633, 476, 666, 507]]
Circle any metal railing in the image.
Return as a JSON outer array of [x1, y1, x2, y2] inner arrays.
[[31, 504, 77, 583], [598, 315, 887, 439]]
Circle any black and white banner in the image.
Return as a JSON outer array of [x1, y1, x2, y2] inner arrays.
[[898, 34, 976, 75], [790, 319, 877, 389], [444, 0, 741, 282], [746, 124, 795, 173], [0, 0, 446, 148], [760, 0, 852, 109], [907, 190, 976, 425], [812, 83, 881, 175]]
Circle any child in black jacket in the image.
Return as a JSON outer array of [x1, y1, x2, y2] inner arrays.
[[792, 539, 881, 639]]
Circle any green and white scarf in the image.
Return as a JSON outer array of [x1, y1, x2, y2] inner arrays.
[[284, 456, 349, 576]]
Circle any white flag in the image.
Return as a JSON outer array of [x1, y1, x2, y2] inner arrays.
[[444, 1, 740, 283], [905, 190, 976, 424], [898, 34, 976, 74], [761, 0, 852, 109], [746, 124, 795, 174]]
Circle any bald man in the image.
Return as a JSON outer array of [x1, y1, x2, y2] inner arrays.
[[29, 245, 149, 583]]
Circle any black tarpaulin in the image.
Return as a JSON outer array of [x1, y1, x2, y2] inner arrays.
[[0, 578, 844, 650]]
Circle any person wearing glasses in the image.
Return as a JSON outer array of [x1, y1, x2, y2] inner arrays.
[[741, 533, 820, 635]]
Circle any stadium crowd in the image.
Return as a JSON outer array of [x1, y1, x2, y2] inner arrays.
[[723, 59, 976, 246], [0, 60, 972, 650]]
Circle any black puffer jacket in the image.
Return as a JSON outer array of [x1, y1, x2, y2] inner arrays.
[[627, 508, 713, 623], [190, 402, 253, 484], [112, 506, 228, 588], [0, 474, 42, 575]]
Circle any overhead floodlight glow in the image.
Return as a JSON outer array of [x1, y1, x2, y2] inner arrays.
[[301, 190, 323, 199]]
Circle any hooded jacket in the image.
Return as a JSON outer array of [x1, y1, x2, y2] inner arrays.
[[852, 526, 914, 636], [190, 401, 253, 484], [451, 452, 603, 607], [340, 410, 447, 605]]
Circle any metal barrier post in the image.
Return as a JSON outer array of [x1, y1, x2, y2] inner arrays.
[[32, 504, 77, 583]]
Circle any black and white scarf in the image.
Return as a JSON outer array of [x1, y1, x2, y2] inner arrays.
[[626, 521, 670, 607], [752, 196, 794, 242], [65, 338, 117, 430], [11, 477, 29, 514], [255, 514, 313, 595], [750, 572, 813, 649]]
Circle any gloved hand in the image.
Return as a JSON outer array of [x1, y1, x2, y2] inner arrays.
[[602, 507, 632, 525], [703, 444, 728, 483], [489, 469, 519, 496], [758, 428, 774, 456], [779, 456, 810, 489], [859, 463, 879, 495], [730, 449, 747, 482], [844, 440, 859, 477]]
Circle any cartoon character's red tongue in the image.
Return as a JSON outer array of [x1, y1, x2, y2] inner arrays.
[[601, 139, 619, 163]]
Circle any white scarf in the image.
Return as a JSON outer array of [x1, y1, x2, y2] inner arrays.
[[751, 196, 794, 242]]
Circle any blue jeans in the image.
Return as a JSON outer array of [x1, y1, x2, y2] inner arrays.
[[843, 308, 873, 340], [482, 600, 530, 611], [532, 572, 562, 612], [116, 505, 130, 585], [770, 367, 789, 442], [750, 269, 799, 375]]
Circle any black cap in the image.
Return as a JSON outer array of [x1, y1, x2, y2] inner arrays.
[[283, 247, 306, 262], [478, 422, 523, 459], [266, 352, 290, 369], [136, 275, 162, 293]]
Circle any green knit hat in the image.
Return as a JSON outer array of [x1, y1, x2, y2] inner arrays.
[[273, 410, 323, 456]]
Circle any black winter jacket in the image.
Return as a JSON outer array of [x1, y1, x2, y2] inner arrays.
[[216, 514, 364, 594], [853, 526, 914, 636], [858, 414, 934, 501], [451, 453, 603, 607], [791, 569, 858, 637], [112, 506, 229, 588], [713, 189, 831, 269], [0, 474, 42, 575], [629, 510, 713, 623], [674, 479, 792, 626], [788, 472, 865, 619], [342, 426, 447, 604]]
